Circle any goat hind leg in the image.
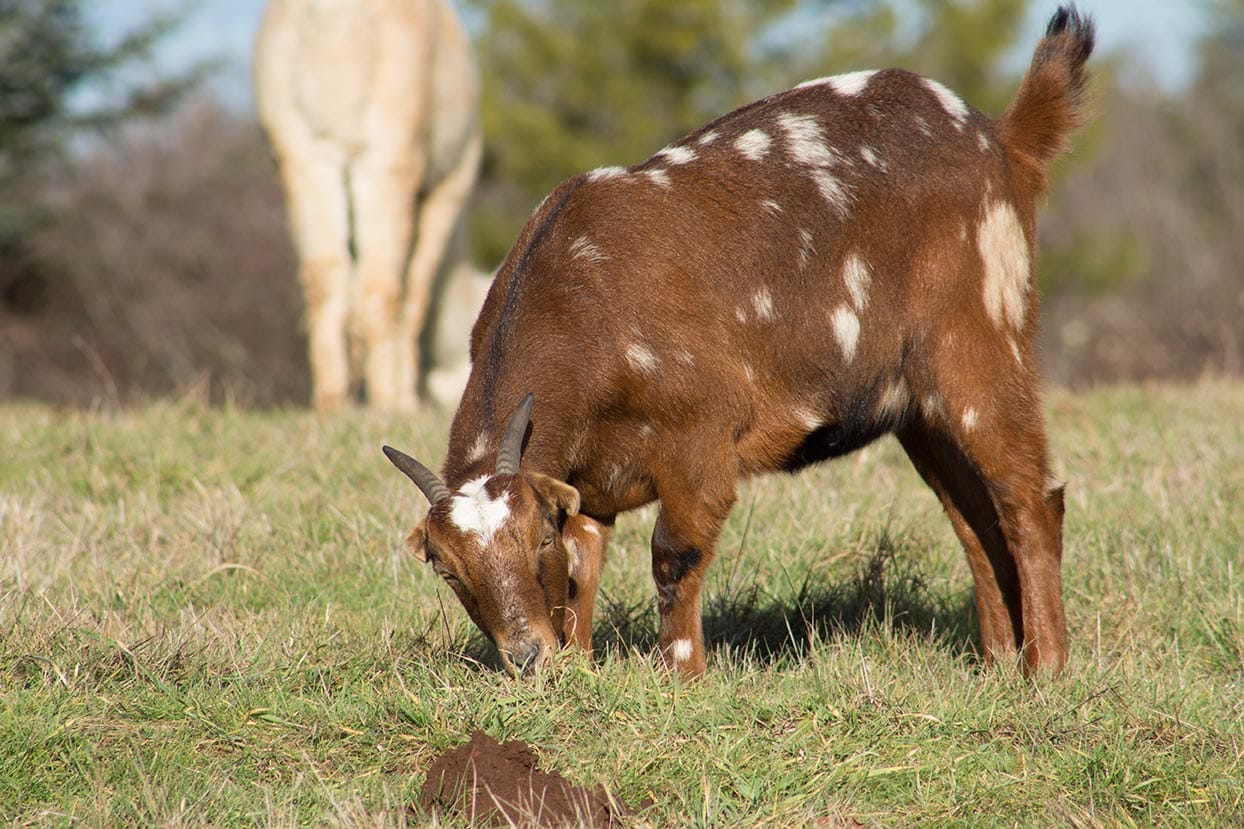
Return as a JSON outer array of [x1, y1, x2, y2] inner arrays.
[[898, 422, 1023, 664]]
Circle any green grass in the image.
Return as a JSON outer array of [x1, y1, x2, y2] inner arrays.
[[2, 380, 1242, 827]]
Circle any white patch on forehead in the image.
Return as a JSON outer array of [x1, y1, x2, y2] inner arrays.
[[655, 145, 696, 165], [644, 168, 672, 188], [735, 128, 772, 161], [587, 165, 627, 182], [962, 407, 979, 432], [698, 130, 720, 146], [569, 235, 607, 264], [761, 199, 782, 215], [923, 78, 968, 129], [831, 306, 861, 363], [977, 131, 991, 152], [449, 476, 511, 543], [625, 342, 660, 374], [842, 253, 871, 311], [978, 200, 1030, 331], [672, 638, 693, 663], [752, 286, 775, 321], [466, 432, 489, 464]]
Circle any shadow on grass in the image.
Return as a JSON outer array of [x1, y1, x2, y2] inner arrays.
[[451, 528, 982, 673], [593, 527, 982, 668]]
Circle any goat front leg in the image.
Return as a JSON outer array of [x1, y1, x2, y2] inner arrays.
[[561, 514, 612, 653], [651, 480, 735, 678]]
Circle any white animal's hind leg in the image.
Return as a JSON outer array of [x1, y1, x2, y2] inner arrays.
[[351, 151, 424, 412], [399, 132, 483, 409], [278, 144, 353, 413]]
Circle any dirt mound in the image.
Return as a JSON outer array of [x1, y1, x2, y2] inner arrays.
[[416, 730, 633, 828]]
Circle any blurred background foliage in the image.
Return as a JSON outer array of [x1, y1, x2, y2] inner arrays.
[[0, 0, 1240, 406]]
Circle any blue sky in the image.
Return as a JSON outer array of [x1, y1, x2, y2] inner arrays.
[[89, 0, 1207, 111]]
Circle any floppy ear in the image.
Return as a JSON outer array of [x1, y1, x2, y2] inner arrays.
[[528, 472, 580, 518], [406, 522, 430, 563]]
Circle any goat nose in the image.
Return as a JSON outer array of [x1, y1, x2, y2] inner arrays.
[[510, 640, 543, 676]]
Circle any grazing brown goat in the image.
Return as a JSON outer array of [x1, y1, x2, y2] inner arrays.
[[384, 6, 1094, 678]]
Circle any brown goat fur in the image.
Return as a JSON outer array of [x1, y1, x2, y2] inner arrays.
[[384, 6, 1095, 678]]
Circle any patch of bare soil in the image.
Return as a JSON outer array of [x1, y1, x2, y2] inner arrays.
[[416, 730, 635, 828]]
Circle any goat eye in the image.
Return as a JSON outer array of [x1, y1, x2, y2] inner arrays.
[[540, 531, 555, 548]]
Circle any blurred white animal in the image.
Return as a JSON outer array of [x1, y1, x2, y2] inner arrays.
[[255, 0, 481, 412]]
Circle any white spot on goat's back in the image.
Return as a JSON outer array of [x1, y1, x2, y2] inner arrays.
[[978, 200, 1030, 331], [569, 235, 607, 264], [587, 165, 627, 182], [798, 228, 814, 268], [829, 70, 877, 96], [449, 476, 511, 542], [859, 145, 885, 170], [625, 343, 660, 374], [752, 286, 775, 321], [762, 199, 782, 215], [796, 69, 876, 96], [698, 130, 720, 146], [776, 111, 839, 168], [922, 78, 968, 128], [735, 129, 772, 161], [977, 131, 992, 152], [810, 169, 850, 215], [644, 168, 672, 188], [831, 306, 861, 363], [842, 253, 871, 310], [656, 145, 696, 165], [672, 638, 693, 663]]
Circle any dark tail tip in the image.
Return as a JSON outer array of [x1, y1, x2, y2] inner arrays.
[[1046, 4, 1096, 62]]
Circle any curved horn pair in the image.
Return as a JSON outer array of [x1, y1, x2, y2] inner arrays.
[[383, 392, 535, 502]]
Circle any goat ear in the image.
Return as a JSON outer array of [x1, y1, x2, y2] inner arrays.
[[406, 522, 430, 563], [528, 472, 580, 517]]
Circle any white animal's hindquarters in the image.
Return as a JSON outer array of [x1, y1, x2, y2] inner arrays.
[[254, 0, 481, 412]]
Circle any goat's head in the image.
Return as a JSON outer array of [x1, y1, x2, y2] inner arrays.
[[383, 394, 581, 676]]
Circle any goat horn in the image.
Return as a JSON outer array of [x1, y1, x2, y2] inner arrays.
[[495, 392, 535, 476], [383, 445, 451, 505]]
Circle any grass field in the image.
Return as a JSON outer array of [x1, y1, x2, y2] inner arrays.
[[2, 380, 1242, 827]]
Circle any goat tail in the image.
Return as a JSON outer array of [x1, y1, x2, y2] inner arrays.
[[995, 4, 1095, 197]]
